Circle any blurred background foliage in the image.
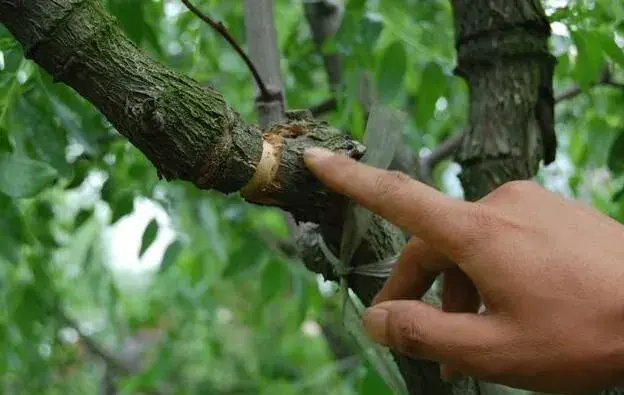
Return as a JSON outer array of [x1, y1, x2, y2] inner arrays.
[[0, 0, 623, 394]]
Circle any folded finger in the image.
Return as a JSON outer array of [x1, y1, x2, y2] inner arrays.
[[373, 236, 452, 305]]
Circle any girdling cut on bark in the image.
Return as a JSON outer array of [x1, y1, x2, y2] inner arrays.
[[236, 110, 366, 225], [0, 0, 368, 228]]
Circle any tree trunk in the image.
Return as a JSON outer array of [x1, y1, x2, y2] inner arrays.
[[452, 0, 556, 200]]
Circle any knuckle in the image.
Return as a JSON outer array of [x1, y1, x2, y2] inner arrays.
[[457, 204, 519, 252]]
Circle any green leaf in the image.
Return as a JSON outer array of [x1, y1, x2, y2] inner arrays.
[[109, 0, 145, 44], [361, 15, 384, 47], [344, 296, 408, 395], [292, 275, 310, 327], [612, 184, 624, 202], [415, 62, 446, 128], [30, 200, 58, 248], [159, 240, 182, 274], [110, 190, 135, 223], [608, 131, 624, 173], [376, 41, 407, 104], [0, 193, 27, 263], [222, 234, 266, 279], [0, 153, 57, 198], [599, 31, 624, 68], [74, 208, 93, 230], [260, 258, 287, 302], [66, 158, 90, 189], [139, 219, 158, 257], [571, 29, 606, 90], [0, 126, 11, 153], [359, 366, 393, 395], [351, 101, 366, 140]]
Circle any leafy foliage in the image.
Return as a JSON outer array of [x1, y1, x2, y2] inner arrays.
[[0, 0, 623, 394]]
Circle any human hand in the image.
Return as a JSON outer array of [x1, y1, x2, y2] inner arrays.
[[304, 147, 624, 393]]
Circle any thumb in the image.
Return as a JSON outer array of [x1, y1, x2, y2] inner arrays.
[[363, 300, 511, 375]]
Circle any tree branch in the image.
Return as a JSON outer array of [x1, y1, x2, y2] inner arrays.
[[418, 132, 463, 186], [310, 97, 338, 117], [243, 0, 288, 129], [304, 0, 344, 92], [53, 305, 131, 374], [180, 0, 272, 101], [417, 69, 624, 187], [554, 71, 624, 103]]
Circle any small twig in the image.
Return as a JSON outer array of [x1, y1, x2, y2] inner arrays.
[[181, 0, 272, 101], [418, 132, 463, 185], [310, 97, 338, 117], [555, 68, 624, 103], [52, 304, 133, 374], [53, 304, 168, 395], [257, 229, 298, 258], [606, 80, 624, 90], [554, 85, 583, 102], [304, 0, 344, 92]]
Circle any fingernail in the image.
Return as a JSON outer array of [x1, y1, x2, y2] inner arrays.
[[363, 307, 389, 344], [303, 147, 335, 166]]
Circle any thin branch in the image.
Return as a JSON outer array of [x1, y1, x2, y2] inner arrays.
[[418, 72, 624, 185], [310, 97, 338, 117], [304, 0, 344, 92], [606, 80, 624, 90], [53, 304, 169, 395], [554, 85, 583, 102], [180, 0, 272, 101], [52, 303, 133, 374], [555, 68, 624, 103], [418, 132, 463, 185], [257, 229, 298, 258]]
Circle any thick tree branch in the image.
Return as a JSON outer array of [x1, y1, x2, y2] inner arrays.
[[0, 0, 363, 225], [180, 0, 272, 101]]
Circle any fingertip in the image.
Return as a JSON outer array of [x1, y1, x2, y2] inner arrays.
[[303, 147, 337, 169], [363, 306, 390, 345]]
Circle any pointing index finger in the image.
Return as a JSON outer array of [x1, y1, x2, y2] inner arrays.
[[304, 147, 475, 256]]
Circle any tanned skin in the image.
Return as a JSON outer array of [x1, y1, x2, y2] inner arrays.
[[304, 147, 624, 394]]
